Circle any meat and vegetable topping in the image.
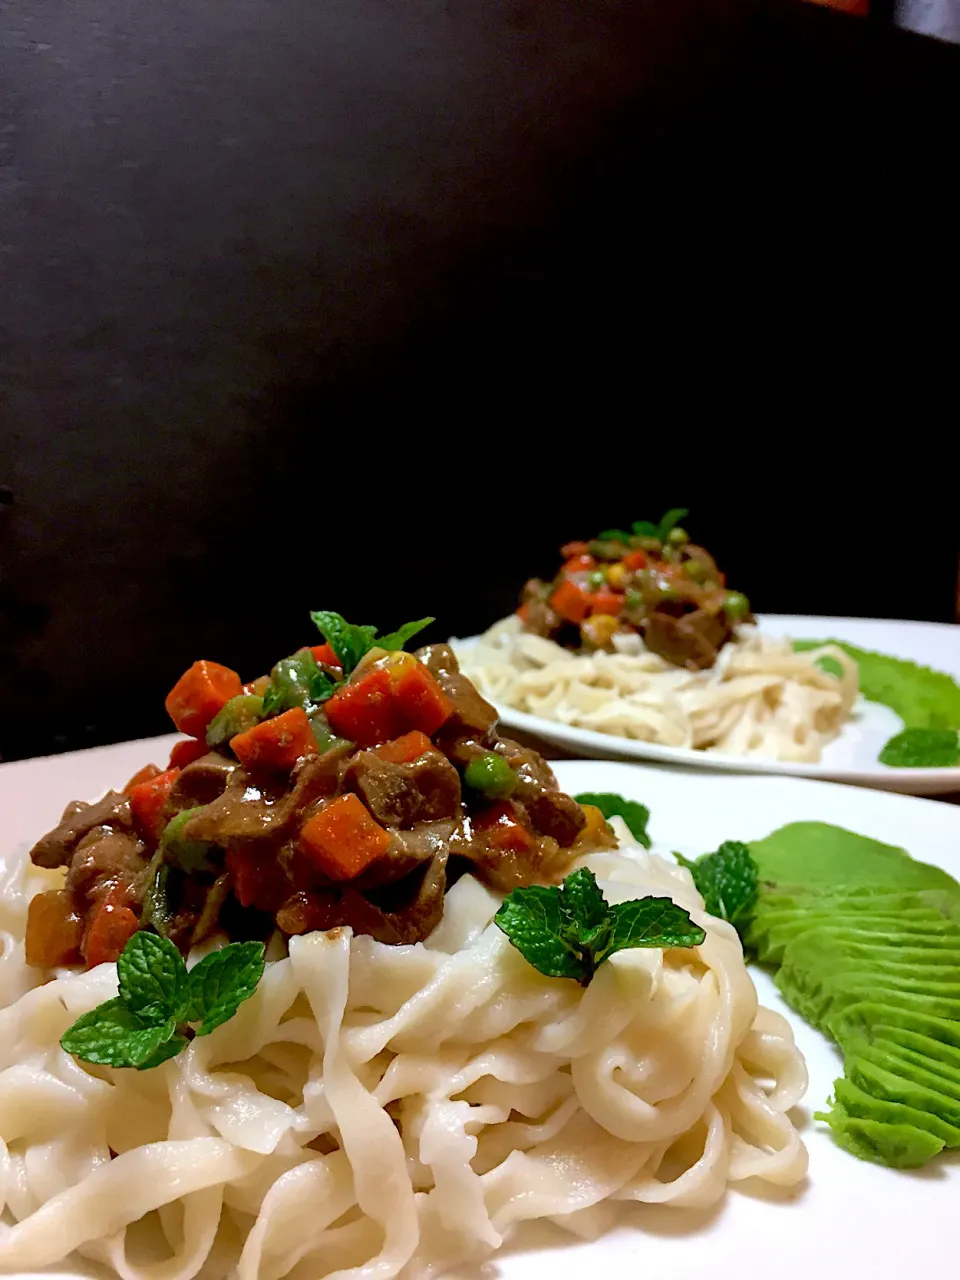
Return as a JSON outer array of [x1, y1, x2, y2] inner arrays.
[[26, 612, 587, 970], [519, 508, 753, 670]]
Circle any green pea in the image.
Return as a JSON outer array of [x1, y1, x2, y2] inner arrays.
[[624, 590, 644, 611], [683, 559, 707, 582], [723, 591, 750, 619], [464, 752, 517, 800], [587, 569, 607, 590], [667, 527, 689, 546]]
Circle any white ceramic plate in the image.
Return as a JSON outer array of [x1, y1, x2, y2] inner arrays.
[[459, 615, 960, 795], [0, 745, 957, 1279]]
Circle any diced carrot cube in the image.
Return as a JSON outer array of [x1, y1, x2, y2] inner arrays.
[[473, 801, 534, 853], [390, 662, 454, 735], [123, 763, 161, 794], [82, 898, 140, 969], [590, 591, 623, 617], [299, 794, 392, 880], [325, 668, 401, 746], [560, 541, 590, 558], [373, 730, 435, 764], [129, 768, 180, 844], [550, 579, 592, 624], [25, 890, 84, 968], [230, 706, 318, 772], [168, 738, 208, 770], [623, 550, 647, 570], [310, 643, 342, 668], [165, 660, 243, 737]]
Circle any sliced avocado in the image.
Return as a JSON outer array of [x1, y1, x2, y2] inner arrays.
[[828, 1000, 960, 1053], [750, 822, 960, 911], [829, 1075, 960, 1146], [778, 975, 960, 1027], [873, 1026, 960, 1080], [847, 1052, 960, 1124], [758, 917, 960, 966], [815, 1097, 946, 1168]]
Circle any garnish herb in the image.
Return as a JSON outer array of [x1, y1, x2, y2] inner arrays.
[[631, 508, 690, 542], [674, 840, 759, 926], [495, 867, 704, 987], [310, 611, 433, 676], [815, 655, 844, 679], [60, 934, 265, 1069], [573, 791, 651, 847], [878, 727, 960, 769]]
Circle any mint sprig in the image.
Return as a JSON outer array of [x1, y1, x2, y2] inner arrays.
[[573, 791, 651, 848], [631, 508, 690, 542], [310, 610, 433, 676], [60, 934, 266, 1070], [675, 840, 758, 927], [878, 727, 960, 769], [495, 867, 705, 987]]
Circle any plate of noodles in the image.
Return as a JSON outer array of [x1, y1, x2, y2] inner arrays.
[[453, 514, 960, 794], [0, 613, 957, 1280]]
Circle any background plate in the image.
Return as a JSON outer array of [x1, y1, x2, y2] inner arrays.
[[459, 615, 960, 794], [1, 744, 958, 1278]]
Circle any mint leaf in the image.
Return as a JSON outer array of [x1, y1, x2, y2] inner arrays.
[[816, 655, 844, 679], [598, 529, 632, 543], [559, 866, 608, 938], [60, 1000, 176, 1068], [494, 884, 586, 981], [574, 791, 651, 848], [187, 941, 266, 1036], [496, 868, 703, 986], [310, 610, 379, 676], [879, 728, 960, 768], [631, 520, 659, 537], [675, 840, 758, 926], [137, 1034, 191, 1070], [377, 617, 434, 652], [117, 933, 188, 1024], [602, 897, 705, 956], [655, 508, 689, 541]]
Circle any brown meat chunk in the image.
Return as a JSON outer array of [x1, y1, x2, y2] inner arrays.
[[169, 753, 239, 809], [66, 828, 148, 905], [30, 791, 133, 869], [520, 789, 586, 847], [496, 738, 586, 846], [641, 606, 733, 671], [278, 852, 448, 945], [344, 750, 461, 829], [416, 643, 498, 734], [184, 744, 350, 846], [450, 826, 571, 892]]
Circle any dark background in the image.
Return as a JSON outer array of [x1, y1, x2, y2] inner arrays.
[[2, 0, 958, 762]]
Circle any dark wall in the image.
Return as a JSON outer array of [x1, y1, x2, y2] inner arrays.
[[2, 0, 959, 761]]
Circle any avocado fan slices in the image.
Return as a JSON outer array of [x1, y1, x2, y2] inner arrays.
[[746, 822, 960, 1169]]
